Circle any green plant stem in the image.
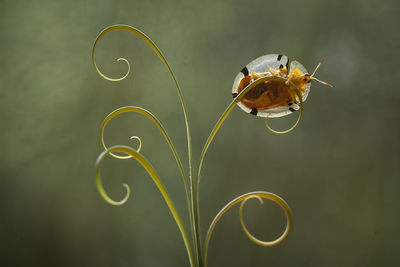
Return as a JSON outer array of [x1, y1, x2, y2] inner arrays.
[[196, 77, 279, 202], [95, 145, 196, 266], [192, 184, 203, 267], [196, 76, 301, 265], [93, 25, 198, 266], [195, 77, 268, 266], [99, 106, 193, 237]]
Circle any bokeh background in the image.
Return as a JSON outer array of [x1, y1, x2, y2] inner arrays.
[[1, 0, 399, 266]]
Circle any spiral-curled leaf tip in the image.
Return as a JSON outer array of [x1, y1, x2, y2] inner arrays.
[[100, 110, 143, 160], [96, 177, 131, 206], [204, 192, 293, 266], [130, 135, 142, 152], [115, 57, 131, 81], [95, 149, 131, 206], [239, 194, 292, 247], [101, 184, 130, 206], [91, 25, 131, 82], [115, 183, 131, 205], [254, 195, 264, 205]]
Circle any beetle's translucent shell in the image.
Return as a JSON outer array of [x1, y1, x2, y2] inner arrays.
[[232, 54, 311, 118], [289, 60, 311, 102]]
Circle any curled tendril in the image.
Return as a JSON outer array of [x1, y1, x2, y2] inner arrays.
[[203, 191, 292, 266], [95, 145, 195, 267], [129, 136, 142, 152], [100, 105, 187, 186], [264, 84, 304, 134], [103, 133, 142, 160], [239, 195, 291, 246], [99, 106, 191, 214], [92, 28, 132, 81], [103, 57, 131, 82]]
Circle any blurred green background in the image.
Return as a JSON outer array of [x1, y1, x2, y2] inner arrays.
[[1, 0, 399, 266]]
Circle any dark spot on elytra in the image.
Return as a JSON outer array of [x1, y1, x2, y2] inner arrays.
[[288, 102, 293, 106], [289, 107, 296, 112], [279, 64, 284, 69], [232, 92, 238, 98], [241, 66, 249, 76], [250, 108, 258, 115], [245, 83, 269, 99], [277, 54, 283, 61]]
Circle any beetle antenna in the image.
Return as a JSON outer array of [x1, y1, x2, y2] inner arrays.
[[311, 76, 333, 87], [311, 59, 324, 76], [310, 59, 333, 87]]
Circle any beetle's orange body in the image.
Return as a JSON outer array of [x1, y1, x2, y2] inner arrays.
[[237, 70, 310, 111], [232, 54, 332, 118]]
